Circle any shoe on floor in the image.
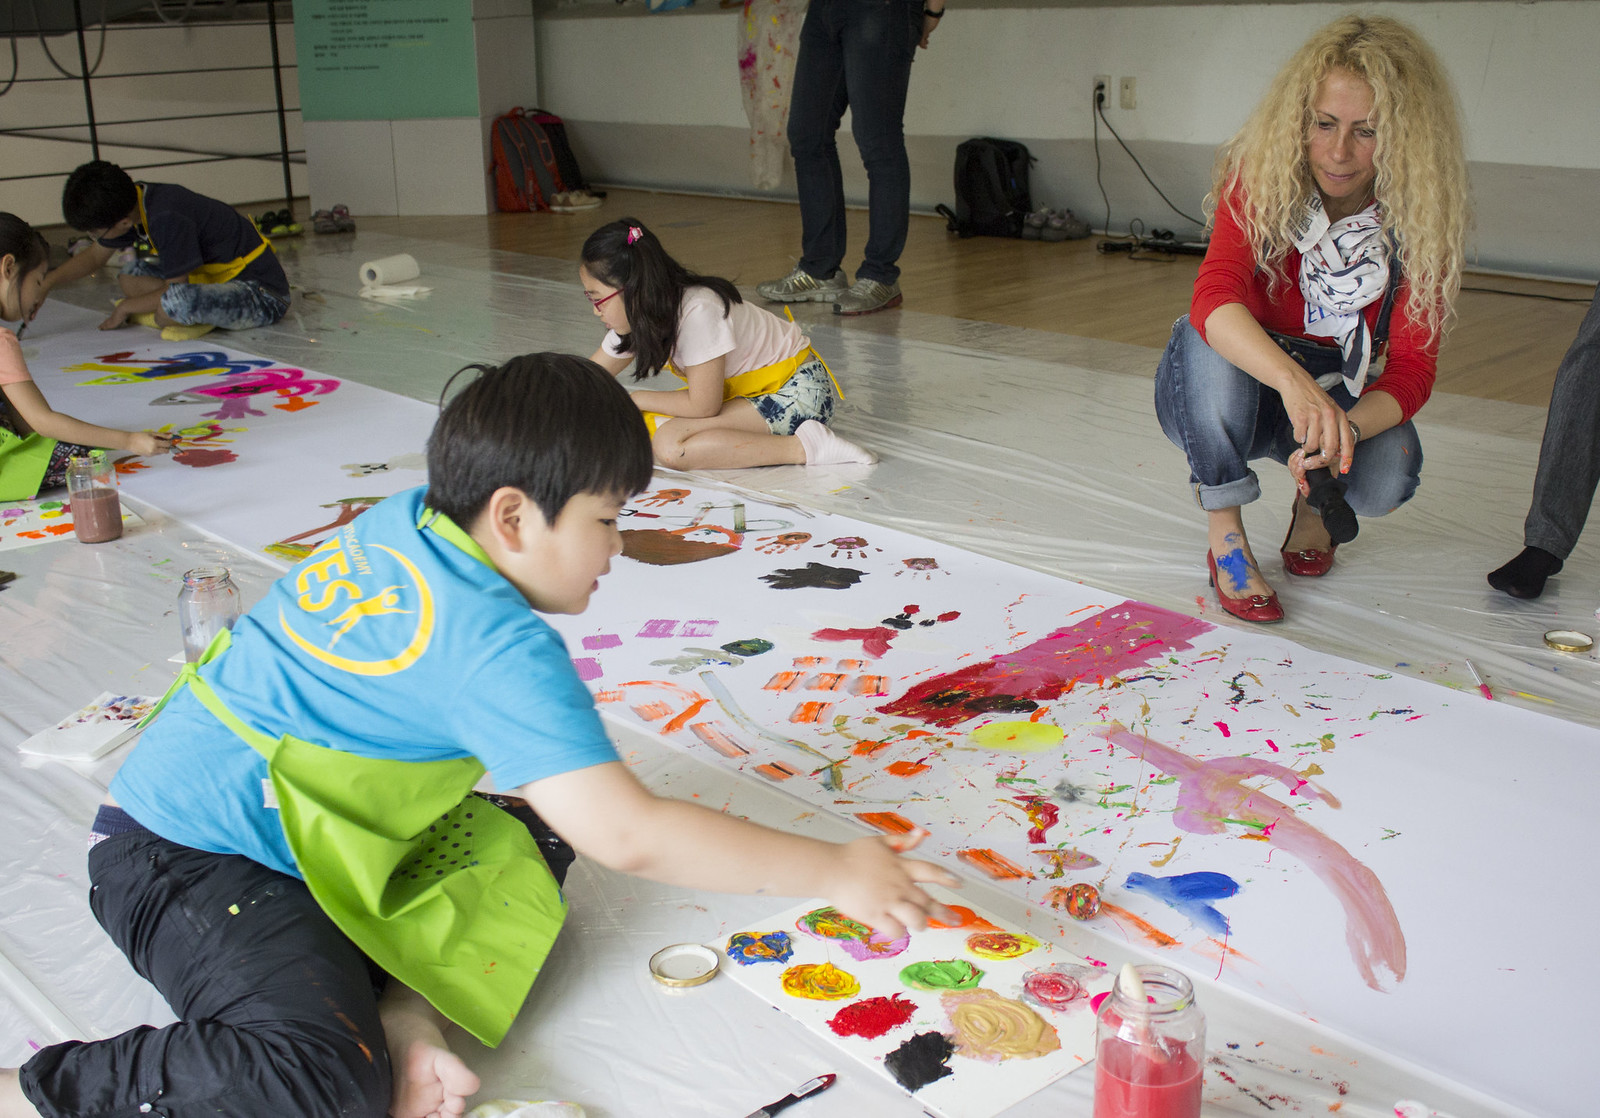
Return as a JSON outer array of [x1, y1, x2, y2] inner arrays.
[[833, 277, 902, 316], [1042, 209, 1091, 241], [1022, 209, 1049, 240], [796, 419, 876, 465], [756, 266, 849, 304], [1206, 549, 1285, 623], [1280, 497, 1336, 577]]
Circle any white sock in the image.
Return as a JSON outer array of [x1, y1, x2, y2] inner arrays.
[[796, 420, 876, 466]]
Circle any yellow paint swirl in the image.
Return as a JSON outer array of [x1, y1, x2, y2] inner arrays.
[[780, 961, 861, 1001], [965, 931, 1042, 960]]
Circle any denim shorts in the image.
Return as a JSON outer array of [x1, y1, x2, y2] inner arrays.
[[123, 257, 290, 330], [750, 357, 837, 435]]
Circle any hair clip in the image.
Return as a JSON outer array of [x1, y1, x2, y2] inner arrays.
[[626, 225, 643, 244]]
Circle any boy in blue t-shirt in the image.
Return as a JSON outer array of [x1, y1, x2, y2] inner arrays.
[[1, 353, 958, 1118], [41, 160, 290, 333]]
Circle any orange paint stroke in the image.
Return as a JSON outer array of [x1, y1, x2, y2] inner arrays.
[[595, 689, 625, 704], [1098, 901, 1180, 948], [791, 700, 834, 724], [765, 670, 804, 691], [838, 659, 867, 670], [957, 848, 1032, 880], [851, 739, 891, 757], [754, 762, 799, 782], [853, 675, 889, 696], [662, 698, 709, 734], [690, 722, 749, 758], [631, 701, 673, 722], [810, 672, 847, 691], [793, 656, 826, 667], [885, 760, 930, 777], [928, 904, 1001, 933]]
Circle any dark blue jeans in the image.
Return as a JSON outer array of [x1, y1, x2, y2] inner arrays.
[[124, 257, 290, 330], [1523, 286, 1600, 559], [788, 0, 922, 286], [1154, 315, 1423, 514]]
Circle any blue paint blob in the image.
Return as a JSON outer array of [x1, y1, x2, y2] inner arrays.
[[1214, 548, 1254, 593], [1123, 871, 1240, 938]]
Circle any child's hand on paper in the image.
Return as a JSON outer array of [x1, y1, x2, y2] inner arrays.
[[826, 831, 960, 939], [127, 430, 177, 456]]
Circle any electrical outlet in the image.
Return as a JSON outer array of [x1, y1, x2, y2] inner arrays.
[[1094, 74, 1110, 106], [1120, 76, 1137, 110]]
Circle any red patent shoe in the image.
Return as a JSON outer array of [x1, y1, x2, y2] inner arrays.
[[1207, 550, 1285, 624], [1280, 498, 1336, 577]]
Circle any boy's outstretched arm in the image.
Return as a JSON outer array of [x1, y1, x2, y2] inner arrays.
[[518, 761, 960, 937]]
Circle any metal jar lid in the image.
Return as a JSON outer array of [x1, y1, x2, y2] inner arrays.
[[648, 943, 719, 988], [1543, 629, 1594, 653]]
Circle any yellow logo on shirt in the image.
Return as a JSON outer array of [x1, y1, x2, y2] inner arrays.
[[278, 532, 434, 675]]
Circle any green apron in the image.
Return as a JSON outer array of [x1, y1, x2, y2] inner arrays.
[[0, 429, 56, 502], [145, 629, 569, 1046]]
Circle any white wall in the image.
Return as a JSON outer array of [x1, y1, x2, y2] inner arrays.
[[535, 1, 1600, 279]]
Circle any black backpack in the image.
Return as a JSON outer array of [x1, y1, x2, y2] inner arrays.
[[936, 138, 1034, 238]]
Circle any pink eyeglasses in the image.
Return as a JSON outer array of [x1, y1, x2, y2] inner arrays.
[[587, 289, 620, 309]]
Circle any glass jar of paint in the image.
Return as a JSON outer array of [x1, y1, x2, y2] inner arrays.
[[1092, 964, 1205, 1118], [66, 450, 123, 544], [178, 566, 241, 662]]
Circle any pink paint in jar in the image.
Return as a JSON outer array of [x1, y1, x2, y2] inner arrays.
[[66, 450, 123, 543], [1093, 964, 1204, 1118]]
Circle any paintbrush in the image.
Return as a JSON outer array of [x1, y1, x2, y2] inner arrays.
[[741, 1073, 836, 1118], [1119, 962, 1171, 1069], [1465, 659, 1494, 701]]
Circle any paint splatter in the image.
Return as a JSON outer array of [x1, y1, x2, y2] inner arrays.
[[725, 930, 794, 965], [1098, 723, 1406, 989], [828, 993, 917, 1039], [969, 720, 1065, 752], [966, 931, 1042, 960], [720, 638, 773, 656], [759, 562, 866, 590], [1020, 964, 1093, 1011], [880, 601, 1210, 728], [780, 961, 859, 1001], [1123, 871, 1241, 938], [900, 959, 984, 991], [927, 905, 1001, 933], [884, 1031, 956, 1091], [1016, 795, 1060, 843], [942, 988, 1061, 1062], [1032, 848, 1100, 878], [958, 848, 1032, 880]]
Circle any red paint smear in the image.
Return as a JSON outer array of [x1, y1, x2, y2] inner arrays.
[[828, 993, 916, 1039], [1017, 795, 1059, 843], [1214, 721, 1231, 737], [1097, 723, 1406, 990], [813, 625, 897, 659], [885, 760, 930, 777], [174, 448, 237, 468], [1266, 739, 1279, 752], [879, 601, 1210, 728]]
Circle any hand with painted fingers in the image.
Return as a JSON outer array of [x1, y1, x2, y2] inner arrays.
[[1279, 373, 1355, 479], [823, 832, 961, 940], [126, 430, 178, 456]]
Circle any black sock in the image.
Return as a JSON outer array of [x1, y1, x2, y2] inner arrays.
[[1487, 546, 1564, 599]]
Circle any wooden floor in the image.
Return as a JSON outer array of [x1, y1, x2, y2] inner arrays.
[[246, 188, 1598, 407]]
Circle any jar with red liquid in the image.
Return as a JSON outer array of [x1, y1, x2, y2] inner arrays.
[[66, 450, 123, 543], [1093, 964, 1205, 1118]]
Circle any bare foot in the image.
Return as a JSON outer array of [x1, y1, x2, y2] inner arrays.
[[1284, 493, 1333, 554], [1207, 527, 1274, 601], [380, 989, 480, 1118]]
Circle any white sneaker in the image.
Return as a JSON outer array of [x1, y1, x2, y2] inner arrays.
[[796, 420, 877, 465], [756, 266, 849, 303]]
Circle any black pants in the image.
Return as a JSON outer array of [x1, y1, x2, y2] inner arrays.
[[21, 799, 573, 1118]]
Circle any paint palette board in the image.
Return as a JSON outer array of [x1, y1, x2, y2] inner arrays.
[[716, 890, 1111, 1118], [0, 495, 145, 552], [19, 303, 436, 567], [546, 479, 1600, 1118]]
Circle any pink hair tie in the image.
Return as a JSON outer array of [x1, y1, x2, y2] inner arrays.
[[626, 225, 643, 244]]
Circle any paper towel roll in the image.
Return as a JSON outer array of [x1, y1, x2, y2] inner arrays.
[[359, 253, 421, 287]]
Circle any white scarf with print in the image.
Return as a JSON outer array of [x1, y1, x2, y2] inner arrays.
[[1294, 195, 1388, 395]]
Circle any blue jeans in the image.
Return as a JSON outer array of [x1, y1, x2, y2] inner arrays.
[[1523, 286, 1600, 559], [788, 0, 921, 286], [124, 258, 291, 330], [1153, 315, 1423, 514]]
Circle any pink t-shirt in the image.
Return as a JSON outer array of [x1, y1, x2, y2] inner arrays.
[[0, 327, 31, 386], [603, 286, 809, 378]]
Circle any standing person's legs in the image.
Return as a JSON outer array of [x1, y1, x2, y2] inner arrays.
[[840, 0, 920, 286], [787, 0, 851, 281], [1489, 287, 1600, 597], [15, 825, 392, 1118]]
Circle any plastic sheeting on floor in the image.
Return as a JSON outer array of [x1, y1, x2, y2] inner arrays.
[[2, 224, 1590, 1117]]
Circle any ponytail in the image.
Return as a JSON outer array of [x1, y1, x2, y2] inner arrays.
[[580, 217, 742, 381]]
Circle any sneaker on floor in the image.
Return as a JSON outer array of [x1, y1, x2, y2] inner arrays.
[[833, 278, 902, 316], [755, 266, 849, 304], [796, 419, 877, 465], [1021, 208, 1050, 240], [1043, 208, 1091, 241]]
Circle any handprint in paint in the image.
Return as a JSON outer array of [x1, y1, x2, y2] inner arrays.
[[637, 488, 692, 507], [895, 557, 948, 580], [816, 536, 881, 560], [756, 532, 812, 554]]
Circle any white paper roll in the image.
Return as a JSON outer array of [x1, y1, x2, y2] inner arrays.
[[359, 253, 421, 287]]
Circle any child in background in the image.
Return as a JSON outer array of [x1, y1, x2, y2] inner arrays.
[[1, 353, 955, 1118], [0, 213, 173, 501], [582, 217, 875, 469], [41, 160, 291, 337]]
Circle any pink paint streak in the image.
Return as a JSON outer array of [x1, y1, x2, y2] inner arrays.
[[1096, 723, 1406, 990], [879, 601, 1211, 728], [813, 625, 899, 658], [1017, 795, 1060, 843]]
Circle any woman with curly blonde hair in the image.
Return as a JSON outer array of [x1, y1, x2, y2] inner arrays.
[[1153, 14, 1468, 623]]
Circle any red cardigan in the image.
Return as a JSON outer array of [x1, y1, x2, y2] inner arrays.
[[1191, 190, 1438, 422]]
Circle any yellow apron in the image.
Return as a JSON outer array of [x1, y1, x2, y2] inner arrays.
[[644, 345, 843, 435], [135, 184, 274, 286], [143, 628, 568, 1047]]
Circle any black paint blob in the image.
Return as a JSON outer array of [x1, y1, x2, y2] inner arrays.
[[758, 562, 866, 590], [884, 1030, 956, 1092]]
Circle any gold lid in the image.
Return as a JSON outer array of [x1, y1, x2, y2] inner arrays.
[[649, 943, 719, 988], [1543, 629, 1594, 653]]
